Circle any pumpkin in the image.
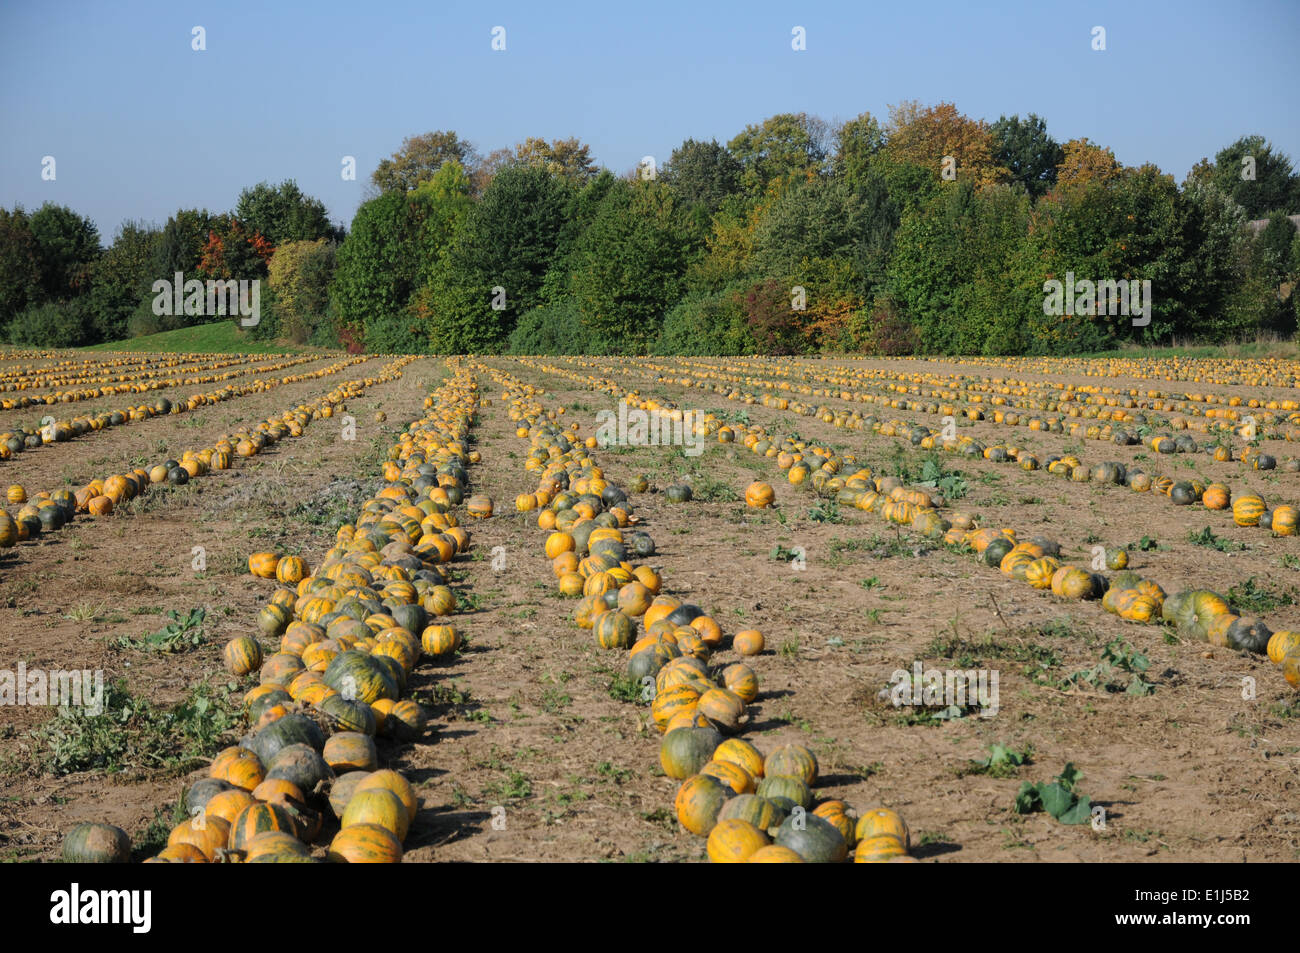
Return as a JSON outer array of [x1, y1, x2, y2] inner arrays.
[[1202, 484, 1230, 510], [322, 650, 398, 704], [1282, 649, 1300, 688], [249, 713, 325, 764], [855, 807, 910, 849], [591, 610, 634, 650], [1267, 630, 1300, 665], [355, 770, 419, 826], [744, 482, 775, 508], [813, 800, 857, 845], [755, 774, 812, 810], [249, 552, 281, 578], [664, 483, 693, 503], [721, 663, 759, 703], [733, 629, 764, 656], [674, 774, 729, 836], [764, 744, 818, 785], [323, 732, 379, 772], [244, 831, 314, 863], [697, 687, 747, 734], [228, 802, 298, 851], [700, 759, 755, 795], [1233, 494, 1266, 527], [63, 822, 131, 863], [223, 636, 264, 676], [466, 495, 494, 519], [383, 699, 427, 741], [204, 789, 256, 826], [1272, 506, 1298, 536], [707, 818, 770, 862], [651, 685, 702, 731], [774, 813, 847, 863], [749, 845, 805, 863], [1227, 617, 1271, 654], [276, 556, 308, 585], [660, 726, 723, 779], [328, 772, 372, 818], [327, 823, 402, 863], [854, 833, 908, 863], [420, 624, 460, 658], [154, 843, 208, 863], [342, 787, 410, 841], [167, 815, 231, 861], [713, 738, 765, 779], [266, 744, 333, 794], [211, 747, 265, 791]]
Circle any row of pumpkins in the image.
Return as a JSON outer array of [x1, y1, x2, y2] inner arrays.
[[0, 354, 375, 460], [678, 351, 1300, 413], [543, 351, 1300, 453], [483, 362, 916, 863], [0, 357, 415, 547], [876, 352, 1300, 389], [634, 356, 1298, 470], [567, 356, 1300, 547], [0, 350, 322, 406], [871, 421, 1300, 538], [62, 361, 479, 862], [507, 359, 1300, 692]]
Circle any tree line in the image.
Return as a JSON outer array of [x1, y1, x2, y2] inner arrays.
[[3, 103, 1298, 355]]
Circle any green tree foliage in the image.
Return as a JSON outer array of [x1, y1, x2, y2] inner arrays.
[[512, 137, 598, 183], [5, 300, 91, 347], [750, 173, 898, 297], [833, 112, 885, 187], [423, 163, 572, 352], [28, 203, 101, 300], [265, 239, 337, 343], [88, 221, 162, 342], [569, 181, 696, 352], [235, 180, 339, 245], [1187, 135, 1300, 219], [153, 209, 219, 279], [0, 207, 42, 322], [889, 182, 1034, 354], [990, 114, 1063, 198], [372, 130, 480, 194], [661, 139, 743, 212], [330, 191, 424, 346], [508, 300, 592, 354], [727, 113, 831, 196], [655, 285, 757, 355]]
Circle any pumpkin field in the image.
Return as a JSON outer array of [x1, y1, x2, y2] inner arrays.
[[2, 345, 1300, 864]]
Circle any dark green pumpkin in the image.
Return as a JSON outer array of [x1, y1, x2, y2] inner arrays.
[[247, 688, 292, 723], [1169, 482, 1196, 505], [774, 813, 848, 863], [983, 538, 1014, 568], [266, 743, 333, 795], [717, 794, 785, 831], [756, 774, 813, 809], [323, 650, 398, 704], [660, 726, 723, 780], [248, 712, 326, 764], [184, 777, 236, 816], [63, 822, 131, 863], [1227, 617, 1271, 654], [389, 604, 427, 634], [665, 483, 693, 503], [318, 693, 378, 735]]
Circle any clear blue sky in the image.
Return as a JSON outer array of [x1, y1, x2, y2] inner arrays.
[[2, 0, 1297, 241]]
